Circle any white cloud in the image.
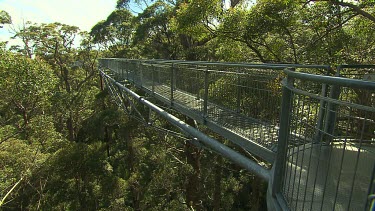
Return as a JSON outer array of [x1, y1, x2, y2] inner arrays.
[[0, 0, 117, 45]]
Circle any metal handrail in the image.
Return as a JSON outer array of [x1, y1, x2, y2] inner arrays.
[[337, 64, 375, 69], [284, 68, 375, 90], [282, 80, 375, 113], [100, 58, 331, 70]]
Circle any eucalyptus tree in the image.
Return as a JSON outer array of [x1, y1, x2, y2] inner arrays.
[[307, 0, 375, 23], [0, 10, 11, 28], [168, 0, 299, 62], [0, 46, 61, 208], [131, 1, 183, 59], [112, 0, 219, 60], [13, 22, 99, 142], [90, 9, 135, 57], [298, 0, 375, 64], [0, 47, 58, 140]]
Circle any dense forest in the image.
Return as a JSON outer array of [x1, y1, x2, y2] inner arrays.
[[1, 0, 374, 210]]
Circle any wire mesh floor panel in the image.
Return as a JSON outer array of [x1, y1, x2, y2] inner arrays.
[[284, 143, 374, 210], [207, 106, 279, 149]]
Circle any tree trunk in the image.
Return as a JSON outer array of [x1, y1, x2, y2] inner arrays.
[[184, 117, 202, 210], [67, 114, 74, 141], [213, 155, 222, 211], [104, 127, 111, 157], [125, 129, 141, 210]]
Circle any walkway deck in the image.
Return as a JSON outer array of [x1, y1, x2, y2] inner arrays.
[[285, 143, 374, 210], [140, 81, 278, 162]]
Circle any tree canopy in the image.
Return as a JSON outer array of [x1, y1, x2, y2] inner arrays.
[[0, 10, 11, 28], [89, 0, 375, 64]]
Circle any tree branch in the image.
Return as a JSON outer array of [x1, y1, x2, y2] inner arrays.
[[313, 0, 375, 23], [332, 1, 375, 23], [0, 177, 23, 207], [310, 13, 358, 46]]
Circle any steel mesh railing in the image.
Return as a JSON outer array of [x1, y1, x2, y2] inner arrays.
[[206, 66, 282, 149], [276, 69, 375, 210]]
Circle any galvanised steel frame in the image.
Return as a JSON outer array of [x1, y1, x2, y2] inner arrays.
[[99, 59, 374, 211]]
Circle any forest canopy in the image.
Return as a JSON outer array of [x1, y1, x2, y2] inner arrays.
[[90, 0, 375, 64]]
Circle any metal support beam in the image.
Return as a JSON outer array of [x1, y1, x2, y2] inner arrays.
[[171, 63, 175, 105], [323, 67, 341, 145], [236, 69, 241, 113], [272, 70, 294, 196], [139, 61, 143, 87], [152, 64, 155, 95], [323, 83, 340, 144], [203, 69, 209, 118], [314, 83, 328, 143]]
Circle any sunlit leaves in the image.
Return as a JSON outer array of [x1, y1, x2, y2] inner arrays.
[[90, 9, 134, 56], [0, 49, 57, 134], [176, 0, 222, 30], [0, 10, 11, 28]]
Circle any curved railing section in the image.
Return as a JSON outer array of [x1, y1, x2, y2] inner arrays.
[[273, 68, 375, 210]]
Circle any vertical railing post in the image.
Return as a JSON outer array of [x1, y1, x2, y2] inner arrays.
[[121, 60, 124, 80], [174, 64, 177, 91], [314, 83, 327, 142], [152, 64, 155, 95], [196, 65, 199, 99], [134, 61, 137, 84], [126, 61, 130, 81], [158, 66, 161, 85], [365, 163, 375, 209], [314, 67, 331, 143], [120, 61, 125, 81], [115, 60, 119, 79], [139, 61, 143, 87], [171, 63, 175, 105], [272, 68, 294, 197], [323, 66, 341, 144], [236, 69, 241, 113], [203, 68, 209, 119], [99, 66, 104, 91]]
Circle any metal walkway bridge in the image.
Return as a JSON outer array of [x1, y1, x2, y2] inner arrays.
[[99, 59, 375, 210]]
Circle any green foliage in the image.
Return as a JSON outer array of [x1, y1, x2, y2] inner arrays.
[[93, 0, 375, 63], [0, 49, 58, 139], [13, 22, 100, 142], [0, 48, 64, 209], [176, 0, 222, 33], [91, 9, 135, 57], [1, 20, 104, 209], [133, 1, 182, 59], [0, 10, 11, 28]]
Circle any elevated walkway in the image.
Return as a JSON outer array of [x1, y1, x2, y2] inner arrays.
[[99, 59, 375, 210]]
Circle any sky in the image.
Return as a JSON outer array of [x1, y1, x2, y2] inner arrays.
[[0, 0, 117, 46]]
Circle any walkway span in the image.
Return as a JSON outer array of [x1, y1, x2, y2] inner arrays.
[[99, 59, 375, 211]]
